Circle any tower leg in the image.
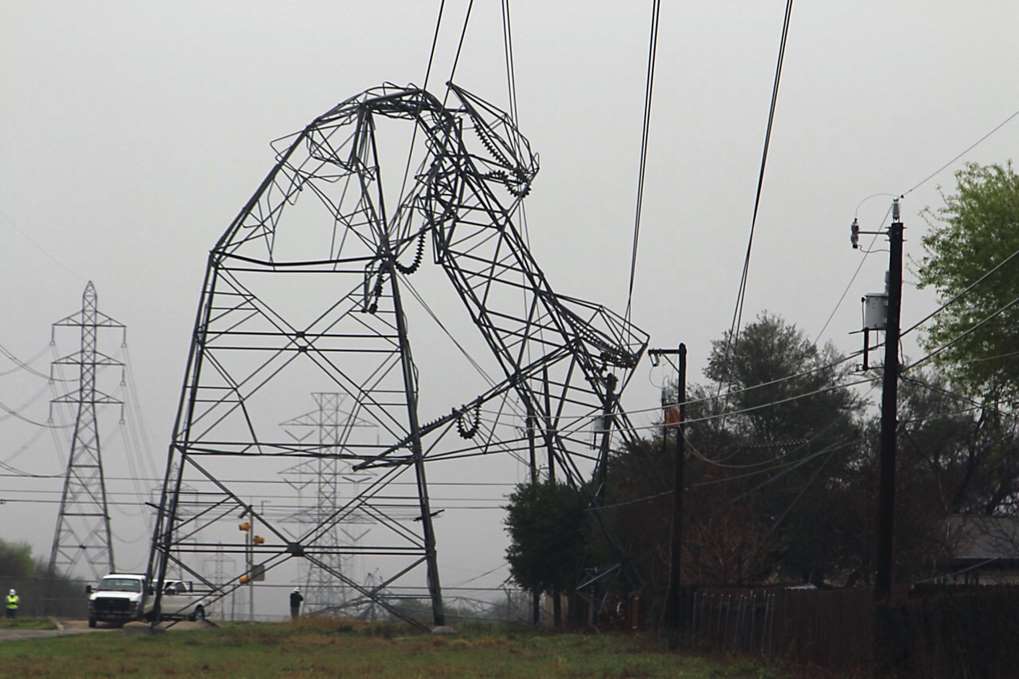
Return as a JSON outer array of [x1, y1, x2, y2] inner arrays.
[[389, 267, 445, 626]]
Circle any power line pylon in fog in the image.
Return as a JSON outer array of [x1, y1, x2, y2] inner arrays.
[[47, 281, 126, 583]]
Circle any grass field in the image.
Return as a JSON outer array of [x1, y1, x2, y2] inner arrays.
[[0, 619, 787, 678]]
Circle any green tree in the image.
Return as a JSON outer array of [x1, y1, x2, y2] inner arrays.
[[0, 539, 34, 577], [603, 313, 866, 592], [504, 480, 591, 626], [704, 312, 864, 584], [918, 161, 1019, 399]]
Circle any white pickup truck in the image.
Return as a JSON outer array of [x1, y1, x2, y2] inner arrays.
[[87, 574, 207, 627]]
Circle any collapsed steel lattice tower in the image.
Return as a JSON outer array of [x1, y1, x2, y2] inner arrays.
[[147, 83, 647, 627], [48, 281, 125, 582]]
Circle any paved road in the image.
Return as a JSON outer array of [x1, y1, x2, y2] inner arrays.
[[0, 618, 213, 642], [0, 619, 114, 642]]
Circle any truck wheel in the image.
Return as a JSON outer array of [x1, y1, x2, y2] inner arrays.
[[191, 606, 205, 622], [88, 616, 97, 629]]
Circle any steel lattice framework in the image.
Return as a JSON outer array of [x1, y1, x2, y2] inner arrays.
[[147, 83, 647, 628], [48, 281, 125, 582]]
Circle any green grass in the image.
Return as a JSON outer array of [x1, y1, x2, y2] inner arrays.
[[0, 617, 58, 630], [0, 618, 787, 678]]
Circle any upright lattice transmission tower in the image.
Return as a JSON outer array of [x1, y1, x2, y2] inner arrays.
[[279, 393, 377, 613], [47, 281, 125, 581]]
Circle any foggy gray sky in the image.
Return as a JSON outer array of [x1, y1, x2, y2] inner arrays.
[[2, 1, 1018, 610]]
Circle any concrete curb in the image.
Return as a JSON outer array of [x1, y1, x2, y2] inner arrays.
[[48, 617, 64, 632]]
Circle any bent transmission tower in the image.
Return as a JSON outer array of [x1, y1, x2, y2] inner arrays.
[[148, 83, 647, 628], [48, 281, 125, 581]]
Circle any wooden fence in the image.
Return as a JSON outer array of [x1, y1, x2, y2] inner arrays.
[[676, 586, 1019, 677]]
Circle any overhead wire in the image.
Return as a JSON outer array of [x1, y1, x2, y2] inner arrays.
[[0, 343, 54, 378], [813, 202, 894, 344], [901, 108, 1019, 197], [393, 0, 446, 215], [0, 341, 73, 382], [0, 399, 73, 429], [443, 0, 475, 105], [626, 348, 864, 417], [0, 472, 518, 486], [624, 0, 662, 323], [635, 377, 872, 430], [817, 109, 1019, 346], [902, 292, 1019, 374], [723, 0, 795, 366], [899, 242, 1019, 339], [0, 383, 53, 424], [499, 0, 544, 478]]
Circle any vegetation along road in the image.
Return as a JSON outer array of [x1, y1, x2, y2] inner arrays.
[[0, 619, 791, 678]]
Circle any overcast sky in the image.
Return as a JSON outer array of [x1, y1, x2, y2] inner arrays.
[[2, 1, 1018, 613]]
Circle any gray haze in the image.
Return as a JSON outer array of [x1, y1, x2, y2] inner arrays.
[[2, 1, 1018, 613]]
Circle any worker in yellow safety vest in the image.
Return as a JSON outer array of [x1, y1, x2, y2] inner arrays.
[[5, 589, 18, 619]]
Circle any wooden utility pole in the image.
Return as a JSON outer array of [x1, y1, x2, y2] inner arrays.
[[875, 200, 903, 600], [650, 344, 686, 644], [854, 198, 905, 673], [875, 200, 904, 672]]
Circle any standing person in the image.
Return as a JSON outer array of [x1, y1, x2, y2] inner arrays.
[[5, 589, 18, 620], [289, 587, 303, 620]]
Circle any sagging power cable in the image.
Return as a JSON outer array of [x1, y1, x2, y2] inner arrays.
[[724, 0, 794, 369], [624, 0, 662, 323]]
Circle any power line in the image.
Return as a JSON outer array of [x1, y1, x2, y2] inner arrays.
[[901, 108, 1019, 197], [394, 0, 446, 213], [0, 344, 52, 378], [0, 398, 73, 429], [628, 348, 863, 417], [727, 437, 857, 505], [0, 497, 507, 511], [443, 0, 475, 104], [624, 0, 662, 322], [0, 488, 509, 503], [0, 341, 73, 382], [813, 203, 894, 344], [902, 292, 1019, 374], [626, 377, 872, 433], [817, 109, 1019, 345], [0, 472, 517, 486], [725, 0, 795, 362], [452, 561, 508, 587], [899, 242, 1019, 339]]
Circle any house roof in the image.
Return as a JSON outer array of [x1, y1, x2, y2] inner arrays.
[[946, 515, 1019, 561]]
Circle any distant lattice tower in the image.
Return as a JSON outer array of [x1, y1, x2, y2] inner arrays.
[[47, 281, 125, 581], [279, 393, 378, 614]]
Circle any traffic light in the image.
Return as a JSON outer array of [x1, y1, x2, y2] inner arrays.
[[850, 218, 860, 249]]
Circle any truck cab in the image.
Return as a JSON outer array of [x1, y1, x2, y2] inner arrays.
[[87, 574, 148, 628]]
